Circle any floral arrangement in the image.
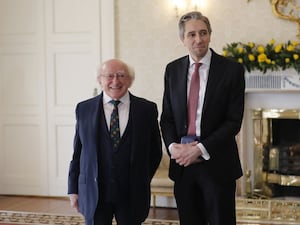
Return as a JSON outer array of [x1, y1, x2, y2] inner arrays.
[[222, 39, 300, 74]]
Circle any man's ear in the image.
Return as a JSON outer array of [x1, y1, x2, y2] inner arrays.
[[97, 76, 103, 87]]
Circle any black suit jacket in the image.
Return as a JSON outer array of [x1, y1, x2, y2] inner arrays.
[[68, 92, 162, 222], [160, 49, 245, 183]]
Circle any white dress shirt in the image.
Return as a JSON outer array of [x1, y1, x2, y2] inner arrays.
[[169, 50, 212, 161], [103, 92, 130, 137], [187, 50, 211, 160]]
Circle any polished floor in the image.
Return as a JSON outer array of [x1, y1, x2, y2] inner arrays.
[[0, 195, 284, 225]]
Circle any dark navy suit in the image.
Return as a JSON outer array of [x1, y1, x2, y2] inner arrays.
[[68, 92, 162, 225], [160, 49, 245, 225]]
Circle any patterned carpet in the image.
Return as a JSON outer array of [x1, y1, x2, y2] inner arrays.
[[0, 211, 179, 225]]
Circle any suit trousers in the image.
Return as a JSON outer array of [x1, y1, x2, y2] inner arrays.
[[85, 200, 142, 225], [174, 163, 237, 225]]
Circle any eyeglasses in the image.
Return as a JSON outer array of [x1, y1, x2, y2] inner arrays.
[[101, 72, 128, 80]]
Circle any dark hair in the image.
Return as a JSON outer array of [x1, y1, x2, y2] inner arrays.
[[178, 11, 212, 40]]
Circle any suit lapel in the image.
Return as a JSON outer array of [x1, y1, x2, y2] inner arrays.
[[92, 93, 107, 150], [174, 56, 189, 122], [202, 51, 222, 114], [128, 94, 138, 163]]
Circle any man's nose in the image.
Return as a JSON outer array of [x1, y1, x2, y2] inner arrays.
[[195, 34, 202, 43]]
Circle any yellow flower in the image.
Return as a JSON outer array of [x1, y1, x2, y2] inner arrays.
[[222, 40, 300, 73], [248, 54, 255, 61], [287, 45, 294, 51], [257, 45, 265, 53], [275, 44, 282, 53], [258, 53, 267, 63], [269, 39, 275, 45], [248, 42, 254, 48]]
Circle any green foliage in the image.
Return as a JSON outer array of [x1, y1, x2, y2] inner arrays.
[[223, 40, 300, 74]]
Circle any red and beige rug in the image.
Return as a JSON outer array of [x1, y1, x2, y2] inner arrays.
[[0, 210, 284, 225], [0, 210, 179, 225]]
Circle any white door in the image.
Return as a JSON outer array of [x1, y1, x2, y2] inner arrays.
[[0, 0, 48, 195], [0, 0, 114, 196]]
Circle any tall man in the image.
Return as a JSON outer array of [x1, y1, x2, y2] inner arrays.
[[160, 11, 245, 225], [68, 59, 162, 225]]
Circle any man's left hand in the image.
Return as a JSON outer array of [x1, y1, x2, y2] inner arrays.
[[171, 141, 202, 167]]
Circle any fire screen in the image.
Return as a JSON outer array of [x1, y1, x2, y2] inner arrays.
[[252, 109, 300, 198]]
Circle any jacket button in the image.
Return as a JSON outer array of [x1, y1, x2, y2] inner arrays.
[[94, 177, 98, 182]]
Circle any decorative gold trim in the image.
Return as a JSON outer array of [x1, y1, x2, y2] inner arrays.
[[263, 172, 300, 186], [270, 0, 300, 38], [262, 108, 300, 119], [236, 198, 300, 223]]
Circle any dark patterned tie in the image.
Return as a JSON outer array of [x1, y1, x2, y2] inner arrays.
[[110, 100, 121, 148], [187, 63, 201, 135]]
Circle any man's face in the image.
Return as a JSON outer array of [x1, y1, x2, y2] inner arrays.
[[182, 19, 211, 62], [98, 60, 132, 100]]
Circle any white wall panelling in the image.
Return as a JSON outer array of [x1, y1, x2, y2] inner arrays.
[[0, 0, 48, 195], [0, 0, 114, 196], [45, 0, 101, 196], [1, 121, 47, 195]]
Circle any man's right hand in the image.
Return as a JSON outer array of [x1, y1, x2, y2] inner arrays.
[[69, 194, 79, 212], [171, 141, 202, 167]]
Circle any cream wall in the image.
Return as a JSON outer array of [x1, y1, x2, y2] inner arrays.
[[115, 0, 298, 111], [0, 0, 298, 199]]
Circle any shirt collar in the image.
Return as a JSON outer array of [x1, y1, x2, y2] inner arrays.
[[189, 48, 212, 67], [103, 91, 130, 105]]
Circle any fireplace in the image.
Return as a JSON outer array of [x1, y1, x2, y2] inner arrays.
[[231, 73, 300, 224], [240, 71, 300, 200], [252, 109, 300, 197]]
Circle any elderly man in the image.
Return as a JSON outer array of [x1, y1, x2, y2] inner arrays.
[[68, 59, 162, 225]]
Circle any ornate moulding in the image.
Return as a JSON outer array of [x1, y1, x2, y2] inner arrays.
[[271, 0, 300, 39]]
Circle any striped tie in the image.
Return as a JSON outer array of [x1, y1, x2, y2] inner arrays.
[[110, 100, 121, 148]]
